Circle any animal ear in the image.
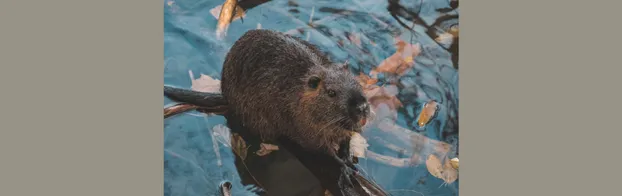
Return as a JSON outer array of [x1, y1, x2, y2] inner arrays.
[[340, 60, 350, 72], [307, 76, 321, 89]]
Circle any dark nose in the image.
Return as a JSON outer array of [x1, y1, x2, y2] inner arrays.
[[348, 92, 369, 116], [357, 102, 370, 115]]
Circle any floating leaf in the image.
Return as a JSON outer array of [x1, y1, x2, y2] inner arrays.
[[416, 100, 439, 128], [426, 154, 459, 184], [255, 143, 279, 156], [441, 157, 459, 184], [357, 72, 378, 89], [365, 85, 403, 121], [425, 154, 443, 179], [373, 39, 421, 76], [189, 70, 221, 93], [450, 157, 459, 169], [230, 133, 248, 160]]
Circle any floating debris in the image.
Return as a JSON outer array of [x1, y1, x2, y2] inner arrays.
[[231, 133, 248, 160], [415, 100, 439, 130], [189, 70, 221, 93], [426, 154, 443, 179], [255, 143, 280, 156], [441, 157, 458, 184], [450, 157, 459, 169], [371, 39, 421, 76], [426, 154, 458, 184], [350, 132, 369, 158]]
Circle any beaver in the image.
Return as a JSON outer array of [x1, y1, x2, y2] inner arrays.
[[220, 29, 370, 157], [164, 29, 376, 196]]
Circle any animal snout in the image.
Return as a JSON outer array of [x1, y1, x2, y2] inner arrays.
[[357, 102, 370, 115], [348, 92, 370, 117]]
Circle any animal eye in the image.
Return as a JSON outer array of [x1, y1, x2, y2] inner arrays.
[[327, 90, 336, 97], [307, 76, 321, 89]]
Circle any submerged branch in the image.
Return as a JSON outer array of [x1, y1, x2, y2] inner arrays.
[[164, 103, 199, 118]]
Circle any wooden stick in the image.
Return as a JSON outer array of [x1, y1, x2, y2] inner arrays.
[[164, 103, 199, 118]]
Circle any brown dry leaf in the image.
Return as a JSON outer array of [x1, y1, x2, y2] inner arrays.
[[356, 72, 378, 89], [426, 154, 444, 179], [441, 157, 459, 184], [230, 133, 248, 160], [373, 39, 421, 76], [255, 143, 279, 156], [426, 154, 459, 184], [450, 157, 459, 169], [189, 70, 221, 93], [214, 0, 241, 39], [416, 100, 439, 127]]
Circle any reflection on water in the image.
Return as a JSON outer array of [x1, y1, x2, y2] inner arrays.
[[164, 0, 458, 195]]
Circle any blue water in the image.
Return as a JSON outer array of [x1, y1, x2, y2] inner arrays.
[[164, 0, 459, 195]]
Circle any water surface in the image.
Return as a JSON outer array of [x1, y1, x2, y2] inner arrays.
[[164, 0, 459, 195]]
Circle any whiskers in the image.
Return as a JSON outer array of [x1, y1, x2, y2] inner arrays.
[[316, 116, 344, 135]]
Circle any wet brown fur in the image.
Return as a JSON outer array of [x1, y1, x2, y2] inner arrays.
[[221, 29, 370, 156]]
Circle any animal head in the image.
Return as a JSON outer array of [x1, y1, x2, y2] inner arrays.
[[297, 63, 371, 138]]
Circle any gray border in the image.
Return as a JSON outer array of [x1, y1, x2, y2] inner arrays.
[[0, 0, 163, 195], [462, 0, 619, 195], [1, 0, 619, 195]]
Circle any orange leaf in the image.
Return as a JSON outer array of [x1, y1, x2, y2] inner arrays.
[[374, 39, 421, 76], [416, 100, 439, 128]]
